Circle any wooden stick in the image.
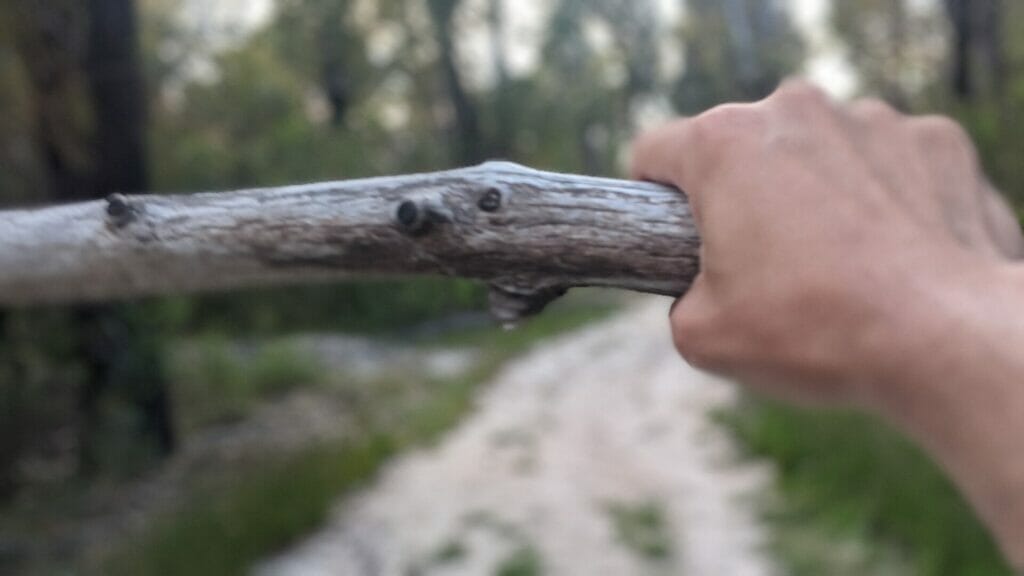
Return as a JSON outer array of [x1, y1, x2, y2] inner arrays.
[[0, 162, 699, 321]]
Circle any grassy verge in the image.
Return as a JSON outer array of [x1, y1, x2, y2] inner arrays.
[[719, 396, 1012, 576], [98, 436, 395, 576], [95, 296, 617, 576], [170, 336, 326, 431], [604, 499, 673, 563]]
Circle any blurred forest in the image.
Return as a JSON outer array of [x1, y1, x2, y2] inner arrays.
[[1, 0, 1023, 574]]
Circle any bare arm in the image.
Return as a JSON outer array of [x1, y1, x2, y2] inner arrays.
[[632, 79, 1024, 567]]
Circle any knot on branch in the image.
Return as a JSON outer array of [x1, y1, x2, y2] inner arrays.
[[488, 282, 568, 326], [105, 193, 137, 228], [477, 187, 502, 212], [394, 194, 452, 236]]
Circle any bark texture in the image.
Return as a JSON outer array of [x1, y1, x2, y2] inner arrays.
[[0, 162, 699, 322]]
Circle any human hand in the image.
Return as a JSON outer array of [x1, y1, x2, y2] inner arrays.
[[631, 79, 1023, 407], [633, 79, 1024, 566]]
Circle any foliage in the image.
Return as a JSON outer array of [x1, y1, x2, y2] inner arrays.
[[430, 538, 468, 564], [720, 397, 1012, 576], [180, 279, 486, 336], [494, 544, 543, 576], [100, 435, 395, 576], [170, 335, 324, 431], [956, 97, 1024, 206], [95, 300, 616, 576], [831, 0, 947, 106], [0, 311, 80, 496], [604, 500, 673, 562], [3, 0, 1024, 573], [674, 0, 804, 113]]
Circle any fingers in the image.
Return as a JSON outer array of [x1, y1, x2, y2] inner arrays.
[[844, 99, 943, 227], [767, 78, 839, 121], [848, 98, 900, 122], [630, 103, 766, 220], [631, 78, 833, 189], [905, 115, 1016, 257], [633, 77, 1019, 259], [630, 117, 706, 189], [843, 101, 1016, 259], [982, 186, 1024, 259], [668, 276, 725, 373]]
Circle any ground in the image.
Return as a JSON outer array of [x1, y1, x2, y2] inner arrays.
[[257, 297, 778, 576]]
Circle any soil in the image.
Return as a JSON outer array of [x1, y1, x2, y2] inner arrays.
[[257, 297, 778, 576]]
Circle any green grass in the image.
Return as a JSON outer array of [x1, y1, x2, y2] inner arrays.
[[182, 279, 488, 336], [604, 500, 673, 562], [719, 396, 1013, 576], [98, 367, 490, 576], [430, 538, 468, 565], [95, 298, 617, 576], [100, 436, 395, 576], [170, 336, 325, 431], [494, 544, 543, 576]]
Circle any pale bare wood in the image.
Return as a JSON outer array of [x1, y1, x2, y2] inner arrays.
[[0, 162, 699, 321]]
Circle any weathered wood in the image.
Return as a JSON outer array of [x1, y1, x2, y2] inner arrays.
[[0, 162, 700, 321]]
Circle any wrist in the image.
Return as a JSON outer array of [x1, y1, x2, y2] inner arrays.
[[860, 252, 1003, 407], [866, 255, 1024, 565]]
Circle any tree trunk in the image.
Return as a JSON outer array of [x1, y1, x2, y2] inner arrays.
[[979, 0, 1006, 97], [946, 0, 974, 98], [12, 1, 94, 202], [427, 0, 486, 166], [488, 0, 513, 157], [0, 311, 22, 499], [81, 0, 174, 468], [317, 0, 352, 127], [945, 0, 1006, 101], [87, 0, 148, 196]]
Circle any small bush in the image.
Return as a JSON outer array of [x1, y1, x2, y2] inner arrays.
[[247, 341, 323, 397], [97, 300, 617, 576], [720, 397, 1012, 576], [170, 336, 324, 431]]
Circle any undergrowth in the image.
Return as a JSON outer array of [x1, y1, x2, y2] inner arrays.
[[96, 296, 616, 576], [719, 396, 1012, 576]]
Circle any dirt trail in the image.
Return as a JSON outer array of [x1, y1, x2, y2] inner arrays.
[[257, 297, 777, 576]]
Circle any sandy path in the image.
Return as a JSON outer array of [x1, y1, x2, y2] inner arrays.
[[256, 297, 777, 576]]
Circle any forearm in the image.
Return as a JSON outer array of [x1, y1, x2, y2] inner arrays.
[[874, 260, 1024, 567], [632, 82, 1024, 568]]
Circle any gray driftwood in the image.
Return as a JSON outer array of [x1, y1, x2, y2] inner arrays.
[[0, 162, 699, 322]]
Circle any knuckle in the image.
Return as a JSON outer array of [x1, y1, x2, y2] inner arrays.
[[688, 103, 766, 167], [692, 104, 753, 145], [850, 98, 898, 123], [911, 115, 981, 176], [984, 191, 1024, 258], [671, 329, 714, 371], [772, 78, 829, 108], [912, 115, 974, 153], [684, 114, 715, 152], [764, 117, 817, 157]]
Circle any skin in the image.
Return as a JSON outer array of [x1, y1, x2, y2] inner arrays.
[[631, 79, 1024, 567]]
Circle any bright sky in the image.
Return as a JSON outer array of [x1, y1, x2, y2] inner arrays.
[[180, 0, 858, 96], [789, 0, 857, 97], [180, 0, 273, 43]]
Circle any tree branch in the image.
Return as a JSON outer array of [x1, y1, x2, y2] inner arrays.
[[0, 162, 699, 321]]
